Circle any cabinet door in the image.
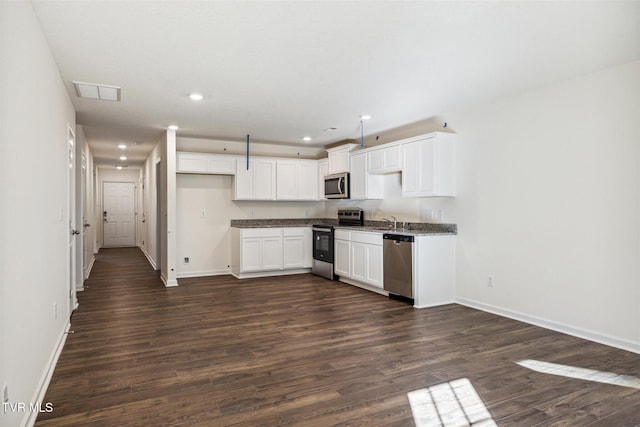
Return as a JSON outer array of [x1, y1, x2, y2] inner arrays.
[[328, 149, 349, 174], [177, 153, 209, 173], [234, 158, 255, 199], [297, 162, 318, 200], [283, 235, 305, 269], [254, 159, 277, 200], [207, 155, 236, 175], [261, 236, 283, 270], [350, 152, 383, 200], [334, 239, 351, 277], [417, 139, 436, 195], [276, 161, 298, 200], [366, 244, 383, 288], [350, 152, 367, 200], [241, 238, 263, 272], [350, 242, 367, 282], [318, 160, 328, 200], [402, 135, 455, 197], [303, 227, 312, 268], [384, 145, 402, 171]]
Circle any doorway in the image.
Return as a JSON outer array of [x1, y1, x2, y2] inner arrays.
[[103, 181, 136, 247]]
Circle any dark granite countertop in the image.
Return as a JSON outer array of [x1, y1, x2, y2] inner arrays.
[[230, 218, 456, 235]]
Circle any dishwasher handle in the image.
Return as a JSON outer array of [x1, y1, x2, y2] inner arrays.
[[383, 233, 414, 243]]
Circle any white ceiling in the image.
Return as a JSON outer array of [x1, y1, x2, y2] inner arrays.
[[32, 1, 640, 166]]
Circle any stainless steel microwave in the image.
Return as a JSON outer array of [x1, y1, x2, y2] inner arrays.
[[324, 172, 350, 199]]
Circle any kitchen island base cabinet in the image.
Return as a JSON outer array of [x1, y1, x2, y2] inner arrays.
[[413, 235, 455, 308], [231, 227, 312, 279]]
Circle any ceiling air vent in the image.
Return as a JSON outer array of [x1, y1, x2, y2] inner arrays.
[[73, 81, 121, 101]]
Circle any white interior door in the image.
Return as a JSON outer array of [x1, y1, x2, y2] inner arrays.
[[103, 182, 136, 247], [68, 126, 78, 312], [81, 154, 90, 280]]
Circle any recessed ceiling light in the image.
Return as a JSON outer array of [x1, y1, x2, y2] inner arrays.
[[120, 156, 127, 161], [189, 93, 204, 101], [168, 125, 179, 131], [116, 166, 123, 170], [118, 144, 127, 149], [360, 114, 372, 121], [323, 127, 338, 132], [303, 136, 311, 142]]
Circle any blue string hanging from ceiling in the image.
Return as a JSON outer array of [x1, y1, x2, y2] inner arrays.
[[246, 134, 250, 170], [360, 120, 365, 147]]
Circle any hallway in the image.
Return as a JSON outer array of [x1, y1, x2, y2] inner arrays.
[[36, 248, 640, 426]]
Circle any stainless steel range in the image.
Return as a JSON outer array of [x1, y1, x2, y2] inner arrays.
[[311, 209, 364, 280]]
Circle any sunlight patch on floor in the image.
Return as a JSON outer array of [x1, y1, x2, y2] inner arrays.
[[517, 359, 640, 389], [408, 378, 497, 427]]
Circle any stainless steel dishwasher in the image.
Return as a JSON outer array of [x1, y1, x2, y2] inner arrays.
[[383, 233, 414, 299]]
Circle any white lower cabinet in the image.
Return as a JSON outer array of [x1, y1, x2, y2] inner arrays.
[[282, 227, 312, 269], [239, 228, 283, 272], [334, 230, 383, 289], [231, 227, 312, 278], [334, 233, 351, 277]]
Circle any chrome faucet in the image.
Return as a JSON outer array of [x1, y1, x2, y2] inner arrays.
[[382, 216, 397, 229]]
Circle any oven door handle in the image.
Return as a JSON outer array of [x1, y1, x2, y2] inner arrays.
[[312, 227, 333, 233]]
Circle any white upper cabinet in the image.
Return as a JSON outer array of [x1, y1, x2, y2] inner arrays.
[[177, 152, 236, 175], [318, 159, 328, 200], [367, 145, 402, 174], [350, 152, 383, 200], [276, 159, 319, 200], [326, 144, 357, 174], [401, 133, 455, 197], [234, 158, 277, 200]]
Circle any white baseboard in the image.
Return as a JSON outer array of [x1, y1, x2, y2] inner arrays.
[[338, 277, 388, 296], [414, 299, 455, 309], [177, 269, 231, 279], [455, 297, 640, 355], [22, 322, 71, 427], [231, 268, 311, 280], [160, 274, 179, 287], [85, 255, 95, 279], [139, 246, 158, 270]]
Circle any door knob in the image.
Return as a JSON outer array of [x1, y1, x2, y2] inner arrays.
[[84, 223, 91, 228], [72, 229, 80, 235]]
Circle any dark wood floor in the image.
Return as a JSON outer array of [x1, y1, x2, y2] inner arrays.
[[37, 247, 640, 426]]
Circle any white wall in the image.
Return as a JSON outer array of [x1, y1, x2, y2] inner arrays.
[[176, 174, 325, 277], [0, 3, 77, 426], [448, 60, 640, 352], [140, 140, 163, 269]]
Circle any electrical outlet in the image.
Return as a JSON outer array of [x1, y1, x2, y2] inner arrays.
[[184, 257, 190, 263], [488, 276, 494, 287], [200, 209, 207, 218]]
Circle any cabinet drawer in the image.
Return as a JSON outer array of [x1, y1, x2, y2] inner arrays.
[[350, 231, 382, 245], [334, 229, 351, 241], [241, 228, 282, 238], [283, 227, 307, 237]]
